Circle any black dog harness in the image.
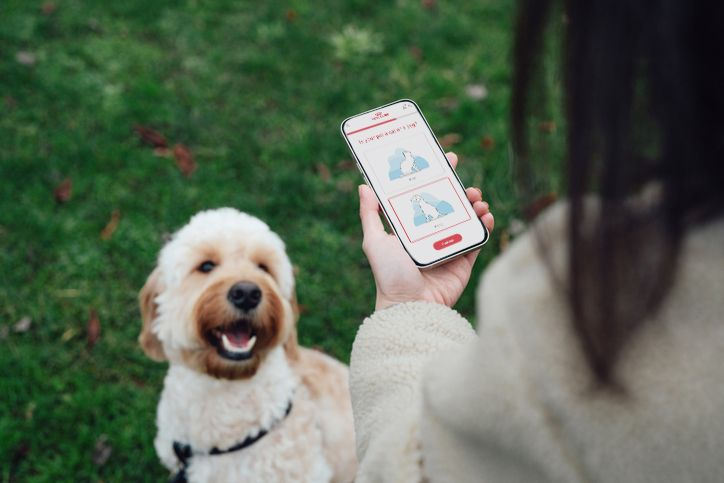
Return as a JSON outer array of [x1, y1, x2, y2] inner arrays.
[[170, 400, 293, 483]]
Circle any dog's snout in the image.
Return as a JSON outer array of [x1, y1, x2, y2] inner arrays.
[[227, 282, 262, 311]]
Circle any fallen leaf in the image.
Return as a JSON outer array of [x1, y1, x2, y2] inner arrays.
[[100, 210, 121, 240], [465, 83, 488, 101], [87, 309, 100, 349], [285, 9, 298, 22], [4, 95, 17, 109], [409, 45, 423, 62], [54, 177, 72, 204], [61, 328, 76, 342], [55, 288, 81, 298], [480, 135, 495, 150], [523, 192, 557, 220], [93, 434, 112, 466], [16, 51, 36, 66], [88, 18, 102, 33], [13, 316, 32, 333], [436, 97, 459, 111], [438, 133, 462, 148], [316, 163, 331, 182], [41, 2, 56, 14], [25, 402, 36, 421], [421, 0, 437, 9], [538, 120, 556, 133], [0, 325, 8, 340], [153, 147, 172, 158], [134, 125, 168, 148], [129, 377, 147, 388], [336, 159, 357, 171], [336, 179, 355, 192], [173, 144, 196, 177]]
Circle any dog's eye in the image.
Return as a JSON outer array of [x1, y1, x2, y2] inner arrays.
[[198, 261, 216, 273], [258, 263, 270, 274]]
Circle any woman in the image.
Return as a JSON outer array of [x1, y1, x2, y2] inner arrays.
[[350, 0, 724, 481]]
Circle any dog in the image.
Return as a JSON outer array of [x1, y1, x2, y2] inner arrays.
[[139, 208, 357, 482], [411, 194, 442, 222], [400, 150, 419, 176]]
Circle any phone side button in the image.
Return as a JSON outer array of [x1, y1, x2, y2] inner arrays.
[[433, 233, 463, 250]]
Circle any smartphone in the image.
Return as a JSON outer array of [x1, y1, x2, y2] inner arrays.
[[341, 99, 489, 268]]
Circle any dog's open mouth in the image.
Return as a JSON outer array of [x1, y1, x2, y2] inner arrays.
[[207, 319, 257, 361]]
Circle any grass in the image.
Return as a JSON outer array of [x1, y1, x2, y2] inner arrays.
[[0, 0, 563, 480]]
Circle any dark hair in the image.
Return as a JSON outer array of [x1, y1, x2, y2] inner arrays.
[[512, 0, 724, 385]]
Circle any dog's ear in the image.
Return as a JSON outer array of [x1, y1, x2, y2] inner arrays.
[[283, 291, 300, 361], [139, 267, 166, 361]]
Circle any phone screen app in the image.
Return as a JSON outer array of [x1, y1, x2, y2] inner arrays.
[[343, 101, 486, 264]]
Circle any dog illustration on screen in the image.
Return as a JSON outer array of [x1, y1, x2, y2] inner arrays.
[[388, 148, 430, 180], [410, 193, 454, 225]]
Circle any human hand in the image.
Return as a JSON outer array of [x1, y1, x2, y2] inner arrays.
[[358, 152, 495, 311]]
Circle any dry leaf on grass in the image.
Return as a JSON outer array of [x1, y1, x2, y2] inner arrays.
[[16, 51, 36, 66], [316, 163, 331, 182], [336, 179, 355, 192], [465, 83, 488, 101], [409, 45, 423, 62], [134, 125, 168, 148], [41, 2, 56, 14], [153, 147, 172, 158], [438, 133, 462, 148], [100, 210, 121, 240], [93, 434, 112, 466], [87, 309, 100, 349], [54, 178, 72, 204], [436, 97, 459, 111], [538, 120, 556, 133], [336, 159, 357, 171], [61, 328, 76, 342], [14, 316, 32, 333], [173, 144, 196, 177], [480, 135, 495, 150]]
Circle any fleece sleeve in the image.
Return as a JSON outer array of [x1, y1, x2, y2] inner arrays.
[[349, 301, 477, 483]]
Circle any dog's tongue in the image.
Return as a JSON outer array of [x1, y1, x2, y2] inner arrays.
[[224, 326, 250, 347]]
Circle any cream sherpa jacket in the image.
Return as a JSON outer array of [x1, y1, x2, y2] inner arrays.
[[350, 203, 724, 483]]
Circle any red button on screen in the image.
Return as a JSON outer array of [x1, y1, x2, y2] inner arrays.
[[433, 233, 462, 250]]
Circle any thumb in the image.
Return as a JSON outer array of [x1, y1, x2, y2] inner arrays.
[[358, 184, 385, 237]]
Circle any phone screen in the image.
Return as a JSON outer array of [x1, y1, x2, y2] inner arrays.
[[341, 99, 489, 267]]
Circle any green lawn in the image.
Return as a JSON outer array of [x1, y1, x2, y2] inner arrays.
[[0, 0, 561, 480]]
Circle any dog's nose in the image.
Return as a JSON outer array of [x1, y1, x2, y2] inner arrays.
[[227, 282, 262, 311]]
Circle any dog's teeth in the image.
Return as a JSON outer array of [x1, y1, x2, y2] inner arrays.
[[221, 334, 257, 353], [246, 335, 257, 350]]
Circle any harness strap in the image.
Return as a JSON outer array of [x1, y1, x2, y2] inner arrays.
[[169, 400, 293, 482]]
